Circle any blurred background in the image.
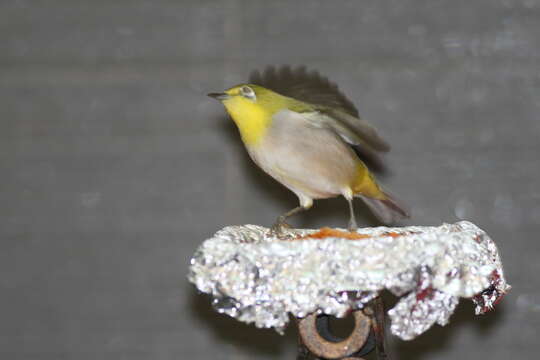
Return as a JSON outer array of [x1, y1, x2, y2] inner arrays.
[[1, 0, 539, 359]]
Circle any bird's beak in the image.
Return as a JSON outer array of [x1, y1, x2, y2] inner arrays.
[[207, 92, 230, 101]]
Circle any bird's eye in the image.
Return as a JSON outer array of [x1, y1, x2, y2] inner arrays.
[[240, 86, 256, 100]]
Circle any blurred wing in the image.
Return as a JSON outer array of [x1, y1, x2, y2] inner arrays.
[[320, 108, 390, 152], [249, 65, 390, 152], [249, 65, 358, 117]]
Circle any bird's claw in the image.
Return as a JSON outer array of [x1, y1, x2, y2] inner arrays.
[[270, 220, 291, 237], [348, 220, 358, 232]]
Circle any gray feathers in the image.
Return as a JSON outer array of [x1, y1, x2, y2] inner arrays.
[[357, 193, 410, 225], [249, 65, 359, 117], [319, 108, 390, 152], [249, 65, 390, 154]]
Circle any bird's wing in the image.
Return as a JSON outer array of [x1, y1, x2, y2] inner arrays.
[[249, 65, 359, 117], [318, 108, 390, 152], [249, 65, 390, 152]]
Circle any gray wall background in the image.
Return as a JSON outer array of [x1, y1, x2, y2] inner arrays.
[[1, 0, 539, 359]]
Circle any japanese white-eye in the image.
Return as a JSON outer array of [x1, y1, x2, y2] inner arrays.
[[208, 66, 408, 231]]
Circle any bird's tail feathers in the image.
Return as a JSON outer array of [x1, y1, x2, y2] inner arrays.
[[357, 191, 409, 225]]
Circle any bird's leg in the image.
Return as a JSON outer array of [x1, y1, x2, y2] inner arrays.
[[271, 206, 306, 234], [347, 198, 358, 232]]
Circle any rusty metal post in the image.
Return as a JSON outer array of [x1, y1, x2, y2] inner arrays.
[[296, 297, 388, 360], [371, 297, 388, 359]]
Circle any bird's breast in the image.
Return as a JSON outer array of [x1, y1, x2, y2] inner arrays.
[[245, 110, 362, 199]]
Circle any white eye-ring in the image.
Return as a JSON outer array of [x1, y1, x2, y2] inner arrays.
[[240, 86, 256, 100]]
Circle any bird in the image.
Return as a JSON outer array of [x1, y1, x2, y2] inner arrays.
[[208, 66, 408, 232]]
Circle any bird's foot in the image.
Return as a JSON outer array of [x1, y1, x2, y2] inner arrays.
[[270, 219, 292, 237], [347, 219, 358, 233]]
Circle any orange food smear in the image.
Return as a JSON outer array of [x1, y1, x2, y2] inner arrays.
[[293, 227, 405, 241]]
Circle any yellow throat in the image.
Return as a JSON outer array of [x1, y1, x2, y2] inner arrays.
[[222, 95, 272, 146], [218, 84, 313, 146]]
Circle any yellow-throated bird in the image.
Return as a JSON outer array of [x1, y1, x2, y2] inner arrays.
[[208, 66, 408, 231]]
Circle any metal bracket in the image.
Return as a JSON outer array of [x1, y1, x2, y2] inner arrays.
[[296, 297, 388, 360]]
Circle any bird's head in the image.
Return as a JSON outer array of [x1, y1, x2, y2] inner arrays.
[[208, 84, 311, 145], [208, 84, 287, 116], [207, 85, 285, 145]]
